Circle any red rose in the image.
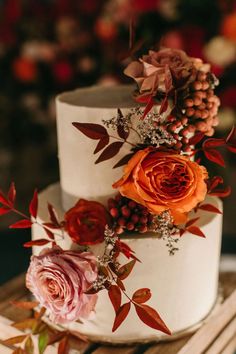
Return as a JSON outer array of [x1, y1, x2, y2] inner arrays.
[[65, 199, 109, 245]]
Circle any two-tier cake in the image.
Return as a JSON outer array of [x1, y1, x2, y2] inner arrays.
[[4, 48, 236, 346]]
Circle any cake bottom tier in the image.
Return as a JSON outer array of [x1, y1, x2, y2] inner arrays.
[[32, 183, 223, 343]]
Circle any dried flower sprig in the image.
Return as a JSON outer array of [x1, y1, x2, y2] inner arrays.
[[150, 211, 180, 255]]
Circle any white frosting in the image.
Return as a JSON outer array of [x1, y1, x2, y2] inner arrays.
[[32, 183, 222, 343], [56, 85, 139, 211]]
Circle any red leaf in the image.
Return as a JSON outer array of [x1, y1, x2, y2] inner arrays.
[[187, 226, 205, 238], [204, 149, 225, 167], [118, 259, 136, 280], [226, 126, 236, 143], [58, 336, 69, 354], [209, 186, 231, 198], [108, 285, 121, 313], [141, 97, 154, 119], [95, 142, 124, 164], [189, 132, 205, 146], [44, 228, 55, 240], [198, 203, 222, 214], [116, 240, 135, 258], [132, 288, 151, 304], [0, 206, 10, 216], [208, 176, 223, 192], [203, 138, 225, 149], [48, 203, 60, 226], [94, 135, 110, 154], [116, 278, 126, 291], [24, 239, 51, 248], [134, 304, 171, 335], [0, 190, 10, 206], [185, 217, 200, 228], [10, 219, 32, 229], [112, 302, 131, 332], [226, 145, 236, 153], [29, 189, 38, 218], [43, 222, 60, 229], [8, 182, 16, 205], [72, 122, 108, 140], [159, 96, 168, 115], [113, 153, 134, 168]]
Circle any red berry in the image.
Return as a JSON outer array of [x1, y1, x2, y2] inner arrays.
[[139, 225, 148, 233], [128, 200, 136, 209], [131, 214, 139, 223], [126, 222, 135, 231], [118, 218, 126, 226], [110, 207, 119, 218], [121, 206, 131, 218]]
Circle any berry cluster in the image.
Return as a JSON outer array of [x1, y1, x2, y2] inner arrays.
[[160, 70, 220, 152], [108, 194, 153, 234]]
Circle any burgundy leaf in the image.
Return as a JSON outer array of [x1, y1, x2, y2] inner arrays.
[[198, 203, 222, 214], [72, 122, 108, 140], [29, 189, 38, 218], [44, 227, 55, 240], [132, 288, 151, 304], [185, 217, 200, 228], [94, 135, 109, 154], [226, 126, 236, 143], [141, 97, 154, 119], [58, 336, 69, 354], [8, 182, 16, 205], [116, 240, 135, 258], [179, 228, 185, 237], [208, 176, 223, 192], [118, 259, 136, 280], [108, 285, 122, 313], [113, 153, 134, 169], [209, 186, 231, 198], [0, 190, 10, 206], [187, 226, 205, 238], [10, 219, 32, 229], [134, 304, 171, 335], [226, 145, 236, 153], [95, 142, 124, 164], [159, 96, 168, 115], [117, 124, 129, 141], [0, 206, 10, 216], [116, 278, 126, 291], [43, 222, 60, 229], [203, 138, 225, 149], [48, 203, 60, 226], [112, 302, 131, 332], [24, 239, 51, 248], [189, 132, 205, 146], [204, 149, 225, 167]]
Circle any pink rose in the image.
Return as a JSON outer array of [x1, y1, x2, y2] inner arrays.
[[124, 48, 196, 101], [26, 246, 98, 324]]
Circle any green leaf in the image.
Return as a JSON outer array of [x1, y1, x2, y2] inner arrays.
[[38, 331, 49, 354]]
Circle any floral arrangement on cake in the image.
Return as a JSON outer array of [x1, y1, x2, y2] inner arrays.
[[1, 48, 236, 353]]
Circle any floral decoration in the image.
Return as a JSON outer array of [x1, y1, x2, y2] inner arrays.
[[1, 47, 236, 352]]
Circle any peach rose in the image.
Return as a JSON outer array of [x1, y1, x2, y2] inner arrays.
[[26, 246, 98, 324], [113, 148, 208, 224], [124, 48, 196, 101]]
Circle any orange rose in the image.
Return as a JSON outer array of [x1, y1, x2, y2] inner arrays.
[[65, 199, 110, 245], [113, 148, 208, 224]]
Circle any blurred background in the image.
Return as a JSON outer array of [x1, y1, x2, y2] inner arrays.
[[0, 0, 236, 284]]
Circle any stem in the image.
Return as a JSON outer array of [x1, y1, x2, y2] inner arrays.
[[109, 135, 136, 147], [11, 207, 64, 240], [130, 126, 141, 140]]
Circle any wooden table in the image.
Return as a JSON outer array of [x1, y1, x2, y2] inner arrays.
[[0, 272, 236, 354]]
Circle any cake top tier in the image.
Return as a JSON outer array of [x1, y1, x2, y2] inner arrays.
[[58, 84, 137, 109]]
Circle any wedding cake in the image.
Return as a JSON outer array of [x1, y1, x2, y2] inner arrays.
[[30, 48, 224, 343], [4, 48, 235, 346]]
